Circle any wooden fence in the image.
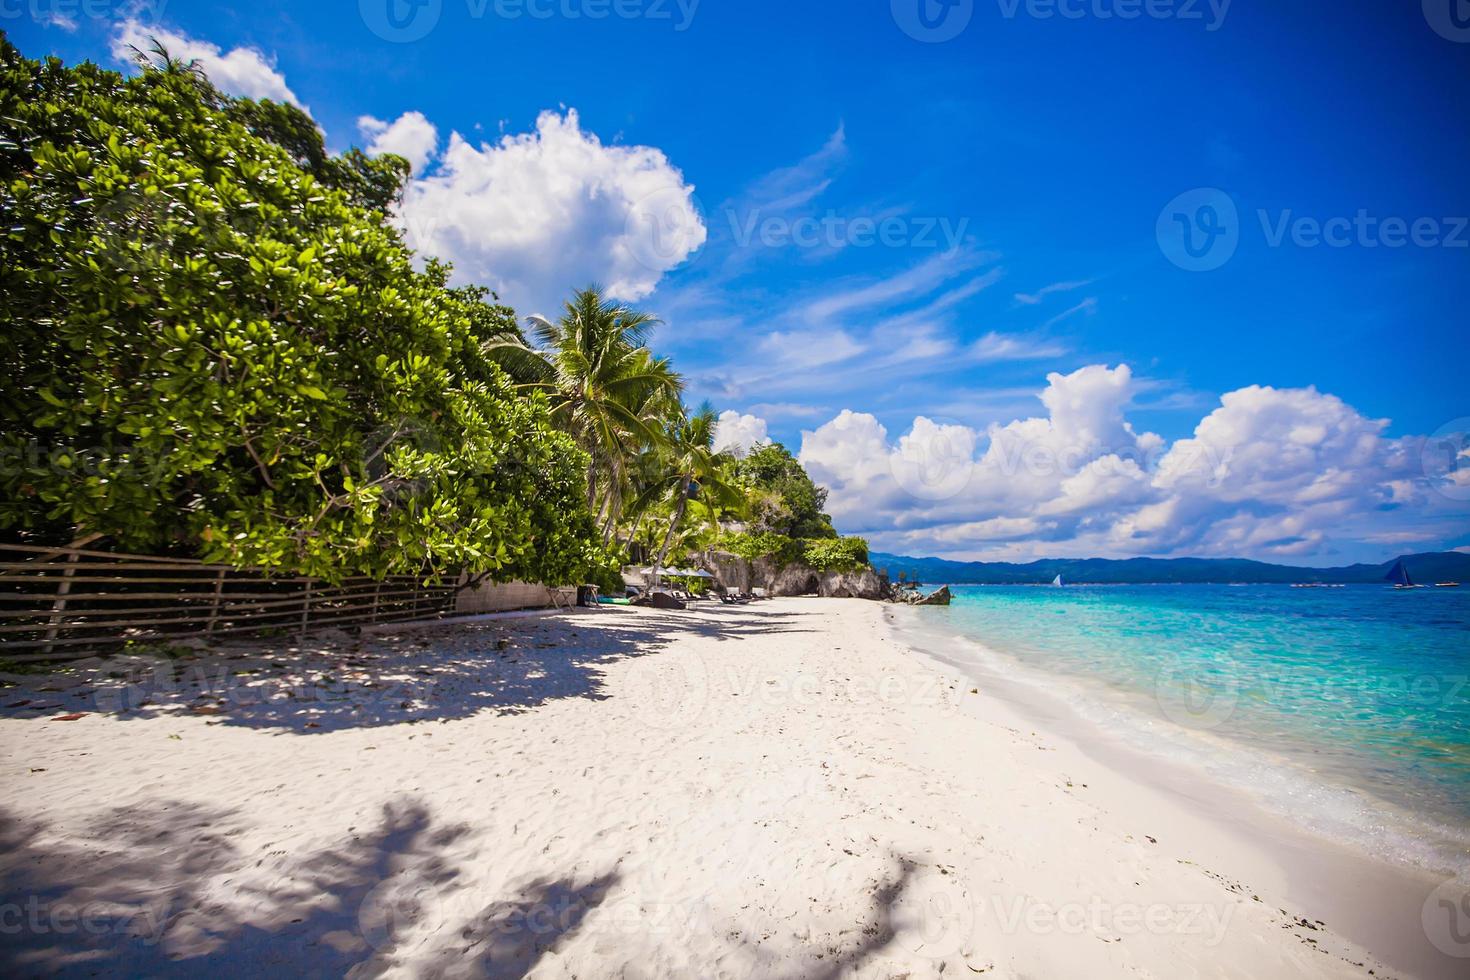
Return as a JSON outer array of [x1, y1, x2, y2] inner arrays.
[[0, 544, 462, 662]]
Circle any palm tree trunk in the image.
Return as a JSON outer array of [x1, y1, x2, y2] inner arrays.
[[653, 477, 692, 568], [599, 495, 620, 544]]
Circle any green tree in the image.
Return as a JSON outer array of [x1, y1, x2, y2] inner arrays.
[[0, 38, 605, 585], [486, 286, 683, 536], [647, 404, 741, 567], [736, 442, 838, 539]]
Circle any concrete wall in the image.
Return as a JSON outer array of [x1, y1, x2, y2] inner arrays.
[[455, 579, 570, 615]]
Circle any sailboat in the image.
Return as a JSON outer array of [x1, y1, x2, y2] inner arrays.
[[1052, 574, 1064, 588], [1386, 560, 1422, 590]]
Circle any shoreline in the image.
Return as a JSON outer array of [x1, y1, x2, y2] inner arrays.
[[884, 602, 1469, 980], [1, 598, 1463, 977]]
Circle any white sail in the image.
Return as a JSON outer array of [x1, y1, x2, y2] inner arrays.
[[1052, 574, 1064, 587]]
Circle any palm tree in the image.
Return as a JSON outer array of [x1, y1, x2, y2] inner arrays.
[[649, 403, 741, 568], [485, 287, 683, 534]]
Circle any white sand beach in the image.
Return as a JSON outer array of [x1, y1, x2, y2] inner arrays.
[[0, 599, 1456, 978]]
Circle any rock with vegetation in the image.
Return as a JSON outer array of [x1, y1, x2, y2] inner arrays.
[[709, 551, 886, 600]]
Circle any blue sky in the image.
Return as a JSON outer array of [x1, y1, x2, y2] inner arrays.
[[8, 1, 1469, 563]]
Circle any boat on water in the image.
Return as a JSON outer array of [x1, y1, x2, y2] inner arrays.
[[1386, 559, 1424, 590], [1052, 574, 1064, 587], [1436, 582, 1462, 588]]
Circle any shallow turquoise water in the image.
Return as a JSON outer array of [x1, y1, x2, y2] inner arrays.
[[917, 584, 1470, 854]]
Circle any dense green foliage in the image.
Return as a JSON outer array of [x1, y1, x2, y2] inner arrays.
[[799, 536, 870, 573], [0, 36, 864, 591], [724, 532, 869, 573], [724, 532, 800, 564], [0, 39, 606, 584], [736, 443, 838, 540]]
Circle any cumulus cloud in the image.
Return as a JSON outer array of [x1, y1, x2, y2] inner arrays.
[[397, 109, 705, 317], [713, 411, 771, 457], [112, 20, 307, 110], [359, 112, 439, 174], [800, 366, 1467, 562]]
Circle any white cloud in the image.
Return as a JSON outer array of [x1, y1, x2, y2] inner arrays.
[[1014, 278, 1095, 306], [713, 411, 771, 457], [398, 109, 705, 317], [359, 112, 439, 174], [41, 11, 79, 31], [111, 20, 307, 111], [970, 331, 1068, 363], [800, 367, 1468, 562]]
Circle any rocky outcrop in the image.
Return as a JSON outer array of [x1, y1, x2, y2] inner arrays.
[[890, 585, 953, 606], [706, 552, 888, 600], [916, 585, 952, 606], [819, 566, 887, 599]]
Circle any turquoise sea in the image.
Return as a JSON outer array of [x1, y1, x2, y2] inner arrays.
[[899, 584, 1470, 873]]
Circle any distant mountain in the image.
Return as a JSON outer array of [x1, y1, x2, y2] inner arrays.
[[868, 551, 1470, 586]]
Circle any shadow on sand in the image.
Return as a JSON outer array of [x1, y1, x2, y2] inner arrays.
[[0, 605, 818, 735], [2, 794, 940, 978]]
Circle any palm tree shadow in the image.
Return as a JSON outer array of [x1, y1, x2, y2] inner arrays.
[[4, 794, 961, 978], [0, 798, 626, 979], [1, 607, 820, 735]]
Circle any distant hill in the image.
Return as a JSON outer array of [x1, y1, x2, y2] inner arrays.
[[868, 551, 1470, 586]]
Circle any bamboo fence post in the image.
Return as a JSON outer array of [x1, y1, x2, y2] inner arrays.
[[299, 583, 313, 638], [205, 568, 227, 636], [40, 550, 81, 656]]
